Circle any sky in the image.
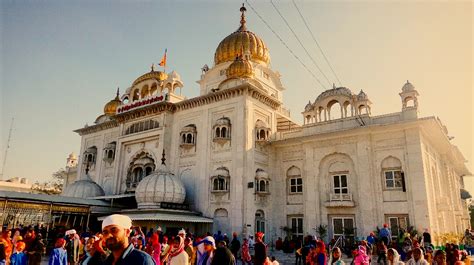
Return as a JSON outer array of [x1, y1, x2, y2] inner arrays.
[[1, 1, 472, 192]]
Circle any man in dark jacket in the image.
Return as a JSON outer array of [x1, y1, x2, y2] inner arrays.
[[229, 232, 241, 259], [102, 214, 155, 265]]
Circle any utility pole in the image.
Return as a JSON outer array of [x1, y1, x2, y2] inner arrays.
[[1, 117, 14, 181]]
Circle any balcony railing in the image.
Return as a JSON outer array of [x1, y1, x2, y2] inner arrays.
[[330, 193, 353, 201]]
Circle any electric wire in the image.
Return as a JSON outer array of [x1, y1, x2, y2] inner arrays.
[[245, 0, 326, 90], [270, 0, 332, 87], [292, 0, 343, 86]]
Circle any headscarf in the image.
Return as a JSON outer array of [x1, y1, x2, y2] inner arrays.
[[196, 236, 216, 265], [388, 248, 401, 265], [55, 238, 66, 248], [168, 236, 185, 259], [354, 245, 370, 265]]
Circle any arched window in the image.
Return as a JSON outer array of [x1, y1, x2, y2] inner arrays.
[[213, 117, 231, 141], [255, 120, 270, 142], [186, 134, 193, 143], [83, 146, 97, 165], [126, 152, 155, 191], [259, 180, 266, 192], [287, 166, 302, 194], [255, 169, 270, 194], [180, 124, 197, 147], [124, 120, 160, 135], [327, 100, 342, 120], [211, 167, 230, 192], [381, 156, 403, 190], [255, 210, 265, 234]]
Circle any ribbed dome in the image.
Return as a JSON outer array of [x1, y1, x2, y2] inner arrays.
[[214, 4, 270, 66], [132, 69, 168, 87], [63, 175, 105, 199], [104, 89, 122, 116], [226, 54, 254, 79], [135, 156, 186, 209]]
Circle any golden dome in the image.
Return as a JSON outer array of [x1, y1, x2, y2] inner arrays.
[[104, 89, 122, 116], [214, 4, 270, 66], [132, 65, 168, 86], [226, 54, 254, 79]]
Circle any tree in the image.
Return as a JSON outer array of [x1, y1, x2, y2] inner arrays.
[[31, 168, 66, 195]]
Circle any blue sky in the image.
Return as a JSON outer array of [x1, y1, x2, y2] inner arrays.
[[1, 1, 472, 192]]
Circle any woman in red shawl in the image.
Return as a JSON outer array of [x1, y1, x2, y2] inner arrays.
[[0, 230, 13, 264], [149, 233, 161, 265], [167, 236, 188, 265], [241, 238, 251, 265]]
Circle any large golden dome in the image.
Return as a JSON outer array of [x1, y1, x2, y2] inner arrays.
[[214, 4, 270, 66], [104, 89, 122, 116], [226, 54, 254, 79]]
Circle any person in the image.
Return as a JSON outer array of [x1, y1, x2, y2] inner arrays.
[[354, 245, 370, 265], [27, 233, 45, 265], [432, 249, 445, 265], [210, 241, 234, 265], [275, 238, 283, 251], [254, 232, 267, 265], [101, 214, 155, 265], [329, 247, 344, 265], [195, 236, 215, 265], [65, 230, 81, 265], [81, 237, 107, 265], [166, 236, 188, 265], [271, 256, 279, 265], [10, 241, 27, 265], [11, 231, 22, 253], [424, 246, 433, 264], [387, 248, 404, 265], [379, 224, 392, 247], [161, 236, 171, 264], [307, 241, 327, 265], [1, 244, 7, 265], [406, 248, 428, 265], [149, 233, 161, 265], [377, 240, 388, 264], [178, 229, 186, 239], [421, 229, 431, 248], [229, 233, 240, 260], [48, 238, 68, 265], [213, 232, 224, 244], [0, 230, 13, 263], [241, 238, 251, 265], [183, 238, 195, 265]]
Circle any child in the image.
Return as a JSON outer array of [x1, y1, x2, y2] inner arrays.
[[10, 241, 28, 265], [49, 238, 68, 265]]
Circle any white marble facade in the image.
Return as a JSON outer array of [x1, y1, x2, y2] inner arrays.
[[69, 6, 470, 242]]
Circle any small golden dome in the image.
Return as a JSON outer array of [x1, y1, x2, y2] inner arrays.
[[104, 89, 122, 116], [214, 4, 270, 66], [132, 65, 168, 86], [226, 54, 254, 79]]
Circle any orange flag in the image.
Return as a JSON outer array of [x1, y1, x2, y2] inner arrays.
[[159, 49, 167, 67]]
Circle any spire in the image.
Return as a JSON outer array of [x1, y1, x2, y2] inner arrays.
[[115, 87, 120, 99], [85, 162, 90, 175], [161, 149, 166, 165], [238, 3, 247, 31], [151, 63, 155, 72]]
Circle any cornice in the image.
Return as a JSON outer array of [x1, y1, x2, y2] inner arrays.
[[75, 83, 281, 136]]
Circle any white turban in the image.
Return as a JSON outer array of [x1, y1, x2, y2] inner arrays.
[[102, 214, 132, 230], [65, 229, 76, 236], [178, 228, 186, 236]]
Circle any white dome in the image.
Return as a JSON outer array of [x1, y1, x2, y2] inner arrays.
[[135, 164, 186, 209], [63, 175, 105, 199], [256, 168, 269, 179]]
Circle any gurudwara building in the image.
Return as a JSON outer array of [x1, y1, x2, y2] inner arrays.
[[63, 5, 471, 241]]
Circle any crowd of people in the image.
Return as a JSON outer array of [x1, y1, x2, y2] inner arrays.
[[0, 218, 471, 265]]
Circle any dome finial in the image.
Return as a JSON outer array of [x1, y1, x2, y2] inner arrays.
[[239, 3, 247, 31], [151, 63, 155, 72], [161, 149, 166, 165], [116, 87, 120, 98]]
